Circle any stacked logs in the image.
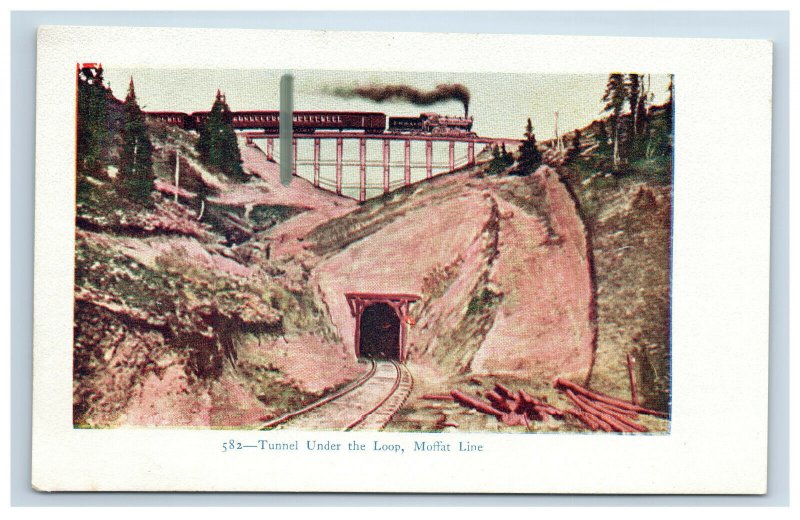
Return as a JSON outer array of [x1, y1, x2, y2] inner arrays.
[[555, 378, 669, 433], [423, 383, 564, 427], [423, 379, 668, 433]]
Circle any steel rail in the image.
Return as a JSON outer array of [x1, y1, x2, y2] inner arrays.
[[259, 359, 377, 430], [344, 360, 404, 431]]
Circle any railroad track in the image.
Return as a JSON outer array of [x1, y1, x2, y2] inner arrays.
[[260, 360, 413, 431]]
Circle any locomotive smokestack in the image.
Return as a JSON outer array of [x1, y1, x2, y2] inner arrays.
[[325, 83, 471, 117]]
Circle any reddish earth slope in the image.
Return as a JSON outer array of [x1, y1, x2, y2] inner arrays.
[[306, 165, 595, 382], [471, 167, 595, 380]]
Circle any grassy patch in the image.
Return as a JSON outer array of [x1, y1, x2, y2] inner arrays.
[[237, 361, 321, 417], [249, 204, 304, 228], [560, 153, 672, 413]]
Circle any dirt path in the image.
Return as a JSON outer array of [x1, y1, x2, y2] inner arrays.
[[264, 361, 412, 430]]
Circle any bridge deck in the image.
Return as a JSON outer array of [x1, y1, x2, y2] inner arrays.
[[242, 131, 509, 144], [242, 132, 521, 202]]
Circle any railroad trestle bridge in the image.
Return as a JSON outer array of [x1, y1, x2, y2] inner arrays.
[[244, 131, 504, 202]]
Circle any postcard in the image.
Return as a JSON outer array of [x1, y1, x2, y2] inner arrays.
[[32, 26, 772, 493]]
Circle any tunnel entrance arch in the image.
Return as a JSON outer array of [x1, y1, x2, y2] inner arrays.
[[345, 292, 420, 362]]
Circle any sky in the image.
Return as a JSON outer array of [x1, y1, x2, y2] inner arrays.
[[104, 68, 672, 140]]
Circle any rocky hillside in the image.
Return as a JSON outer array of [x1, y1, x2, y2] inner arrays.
[[73, 124, 361, 428], [75, 112, 668, 431], [560, 107, 673, 414], [575, 178, 672, 413]]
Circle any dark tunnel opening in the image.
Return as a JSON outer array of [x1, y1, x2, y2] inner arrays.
[[359, 303, 401, 360]]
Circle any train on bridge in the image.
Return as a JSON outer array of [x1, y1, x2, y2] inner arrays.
[[146, 110, 476, 137]]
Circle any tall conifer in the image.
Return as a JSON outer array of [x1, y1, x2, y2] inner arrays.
[[76, 65, 110, 177], [516, 118, 542, 175], [626, 74, 641, 137], [119, 77, 155, 204], [567, 129, 583, 162], [602, 73, 626, 167], [196, 90, 246, 182]]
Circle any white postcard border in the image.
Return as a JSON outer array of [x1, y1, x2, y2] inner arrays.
[[32, 26, 772, 493]]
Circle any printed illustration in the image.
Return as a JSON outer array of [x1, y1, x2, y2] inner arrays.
[[73, 66, 673, 432]]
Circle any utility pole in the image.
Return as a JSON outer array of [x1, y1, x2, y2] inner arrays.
[[554, 111, 564, 153]]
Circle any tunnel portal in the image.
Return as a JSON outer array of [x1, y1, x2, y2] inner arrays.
[[344, 292, 420, 362]]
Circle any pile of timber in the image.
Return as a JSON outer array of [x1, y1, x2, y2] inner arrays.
[[423, 383, 565, 427], [554, 378, 669, 433], [423, 378, 669, 433]]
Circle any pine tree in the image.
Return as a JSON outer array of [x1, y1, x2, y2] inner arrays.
[[667, 75, 674, 107], [486, 145, 502, 175], [666, 76, 674, 132], [602, 73, 627, 167], [501, 142, 512, 163], [665, 76, 674, 156], [567, 129, 583, 162], [623, 73, 644, 159], [486, 143, 514, 175], [626, 74, 641, 137], [594, 119, 611, 157], [76, 65, 110, 177], [635, 92, 649, 136], [515, 118, 542, 175], [196, 90, 246, 182], [119, 77, 155, 204]]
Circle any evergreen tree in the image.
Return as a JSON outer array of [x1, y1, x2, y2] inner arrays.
[[524, 117, 533, 140], [486, 145, 502, 175], [602, 73, 627, 167], [666, 76, 674, 131], [501, 142, 512, 162], [119, 77, 155, 204], [624, 73, 641, 159], [632, 98, 650, 160], [594, 119, 611, 157], [635, 91, 649, 136], [567, 129, 583, 162], [76, 65, 111, 177], [486, 143, 514, 175], [626, 73, 641, 137], [196, 90, 246, 181], [665, 76, 674, 156], [515, 118, 542, 175], [667, 75, 674, 107]]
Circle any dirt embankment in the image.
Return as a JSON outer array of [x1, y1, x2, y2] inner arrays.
[[308, 165, 595, 383], [471, 167, 595, 380], [74, 131, 361, 428]]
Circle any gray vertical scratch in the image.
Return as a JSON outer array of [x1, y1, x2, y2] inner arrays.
[[279, 73, 294, 186]]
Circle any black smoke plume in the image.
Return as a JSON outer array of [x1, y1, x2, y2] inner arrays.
[[326, 83, 471, 117]]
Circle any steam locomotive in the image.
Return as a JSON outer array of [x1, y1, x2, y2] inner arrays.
[[388, 112, 474, 137], [146, 110, 475, 137]]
